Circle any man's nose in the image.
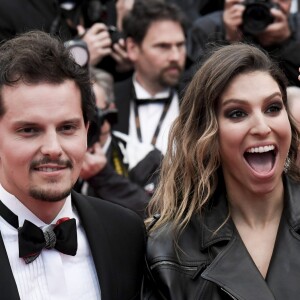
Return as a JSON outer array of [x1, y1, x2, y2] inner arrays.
[[40, 131, 63, 158], [169, 45, 181, 61]]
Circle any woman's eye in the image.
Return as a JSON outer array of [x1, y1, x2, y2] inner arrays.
[[227, 110, 246, 119], [266, 103, 282, 113]]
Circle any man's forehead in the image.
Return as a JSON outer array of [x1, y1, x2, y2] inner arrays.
[[1, 80, 82, 113], [144, 20, 185, 38]]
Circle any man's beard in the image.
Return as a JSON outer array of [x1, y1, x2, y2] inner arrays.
[[29, 185, 72, 202], [29, 157, 74, 202], [159, 65, 183, 87]]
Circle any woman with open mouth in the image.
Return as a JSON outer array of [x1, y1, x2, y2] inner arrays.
[[143, 43, 300, 300]]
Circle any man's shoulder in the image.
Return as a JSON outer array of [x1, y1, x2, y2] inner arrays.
[[114, 77, 132, 95], [71, 190, 144, 228]]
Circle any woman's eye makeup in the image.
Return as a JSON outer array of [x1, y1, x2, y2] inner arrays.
[[266, 102, 283, 113], [225, 109, 246, 119]]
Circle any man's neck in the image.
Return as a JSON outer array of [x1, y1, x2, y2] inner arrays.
[[134, 74, 166, 97]]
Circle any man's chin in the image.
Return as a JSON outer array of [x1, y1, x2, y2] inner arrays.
[[29, 187, 72, 202], [161, 76, 180, 88]]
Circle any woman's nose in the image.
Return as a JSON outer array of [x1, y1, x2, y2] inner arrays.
[[249, 114, 272, 136]]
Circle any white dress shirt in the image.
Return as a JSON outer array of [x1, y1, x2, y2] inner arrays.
[[129, 78, 180, 155], [0, 185, 101, 300]]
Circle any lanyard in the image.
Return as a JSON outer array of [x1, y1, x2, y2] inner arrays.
[[111, 138, 128, 177], [132, 86, 174, 146]]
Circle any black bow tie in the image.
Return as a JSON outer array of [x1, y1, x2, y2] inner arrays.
[[135, 96, 171, 105], [0, 200, 77, 264], [19, 218, 77, 264], [134, 89, 175, 106]]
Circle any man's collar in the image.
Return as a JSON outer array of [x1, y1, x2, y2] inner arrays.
[[132, 75, 170, 99], [0, 184, 74, 227]]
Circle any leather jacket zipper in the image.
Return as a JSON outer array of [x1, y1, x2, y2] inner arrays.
[[220, 287, 238, 300], [150, 261, 198, 272]]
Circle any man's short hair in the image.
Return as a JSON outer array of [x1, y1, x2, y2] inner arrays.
[[122, 0, 187, 44], [0, 30, 95, 123]]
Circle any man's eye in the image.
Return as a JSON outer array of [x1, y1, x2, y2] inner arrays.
[[157, 44, 170, 50], [60, 124, 77, 133], [17, 128, 39, 134]]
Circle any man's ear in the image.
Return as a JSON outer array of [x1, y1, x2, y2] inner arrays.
[[126, 37, 140, 62]]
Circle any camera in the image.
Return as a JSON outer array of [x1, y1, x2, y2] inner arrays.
[[87, 107, 118, 147], [242, 0, 280, 35], [64, 39, 89, 67], [108, 26, 124, 45]]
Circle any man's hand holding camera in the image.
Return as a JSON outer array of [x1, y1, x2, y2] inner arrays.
[[111, 38, 133, 73], [257, 6, 291, 47], [224, 0, 292, 46], [77, 23, 132, 71], [223, 0, 245, 42], [77, 23, 112, 66]]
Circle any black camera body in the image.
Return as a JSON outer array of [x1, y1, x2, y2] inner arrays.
[[108, 26, 124, 45], [242, 0, 279, 35]]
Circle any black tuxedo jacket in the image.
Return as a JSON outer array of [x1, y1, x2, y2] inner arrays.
[[113, 78, 133, 135], [0, 190, 146, 299]]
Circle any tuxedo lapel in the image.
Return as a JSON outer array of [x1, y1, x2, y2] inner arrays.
[[201, 234, 275, 300], [0, 232, 20, 299], [71, 191, 117, 300], [113, 78, 132, 134]]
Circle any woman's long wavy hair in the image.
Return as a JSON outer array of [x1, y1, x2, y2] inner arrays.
[[146, 43, 300, 235]]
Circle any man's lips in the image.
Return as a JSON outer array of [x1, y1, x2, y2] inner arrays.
[[30, 159, 73, 171], [34, 166, 67, 172], [164, 65, 182, 74]]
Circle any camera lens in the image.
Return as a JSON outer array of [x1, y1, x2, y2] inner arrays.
[[242, 2, 274, 35]]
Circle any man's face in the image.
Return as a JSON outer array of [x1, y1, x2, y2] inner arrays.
[[0, 80, 88, 206], [127, 20, 186, 94]]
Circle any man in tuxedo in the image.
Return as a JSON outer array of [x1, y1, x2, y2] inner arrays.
[[78, 68, 161, 218], [113, 0, 187, 155], [0, 30, 145, 299]]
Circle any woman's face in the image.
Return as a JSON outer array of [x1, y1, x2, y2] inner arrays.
[[217, 71, 291, 195]]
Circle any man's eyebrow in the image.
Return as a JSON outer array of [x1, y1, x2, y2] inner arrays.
[[12, 118, 83, 127], [12, 121, 39, 127], [60, 118, 83, 124]]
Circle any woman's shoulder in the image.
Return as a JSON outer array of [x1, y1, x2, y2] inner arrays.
[[146, 214, 207, 262]]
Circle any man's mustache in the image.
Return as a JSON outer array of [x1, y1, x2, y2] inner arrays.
[[30, 157, 73, 170], [163, 63, 183, 74]]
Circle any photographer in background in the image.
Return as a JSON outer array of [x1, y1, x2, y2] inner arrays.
[[77, 0, 134, 75], [76, 68, 161, 218], [187, 0, 300, 87], [0, 0, 133, 80]]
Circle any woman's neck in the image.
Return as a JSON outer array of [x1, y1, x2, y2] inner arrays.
[[227, 182, 284, 229]]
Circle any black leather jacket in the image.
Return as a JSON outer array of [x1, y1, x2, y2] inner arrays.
[[143, 176, 300, 300]]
